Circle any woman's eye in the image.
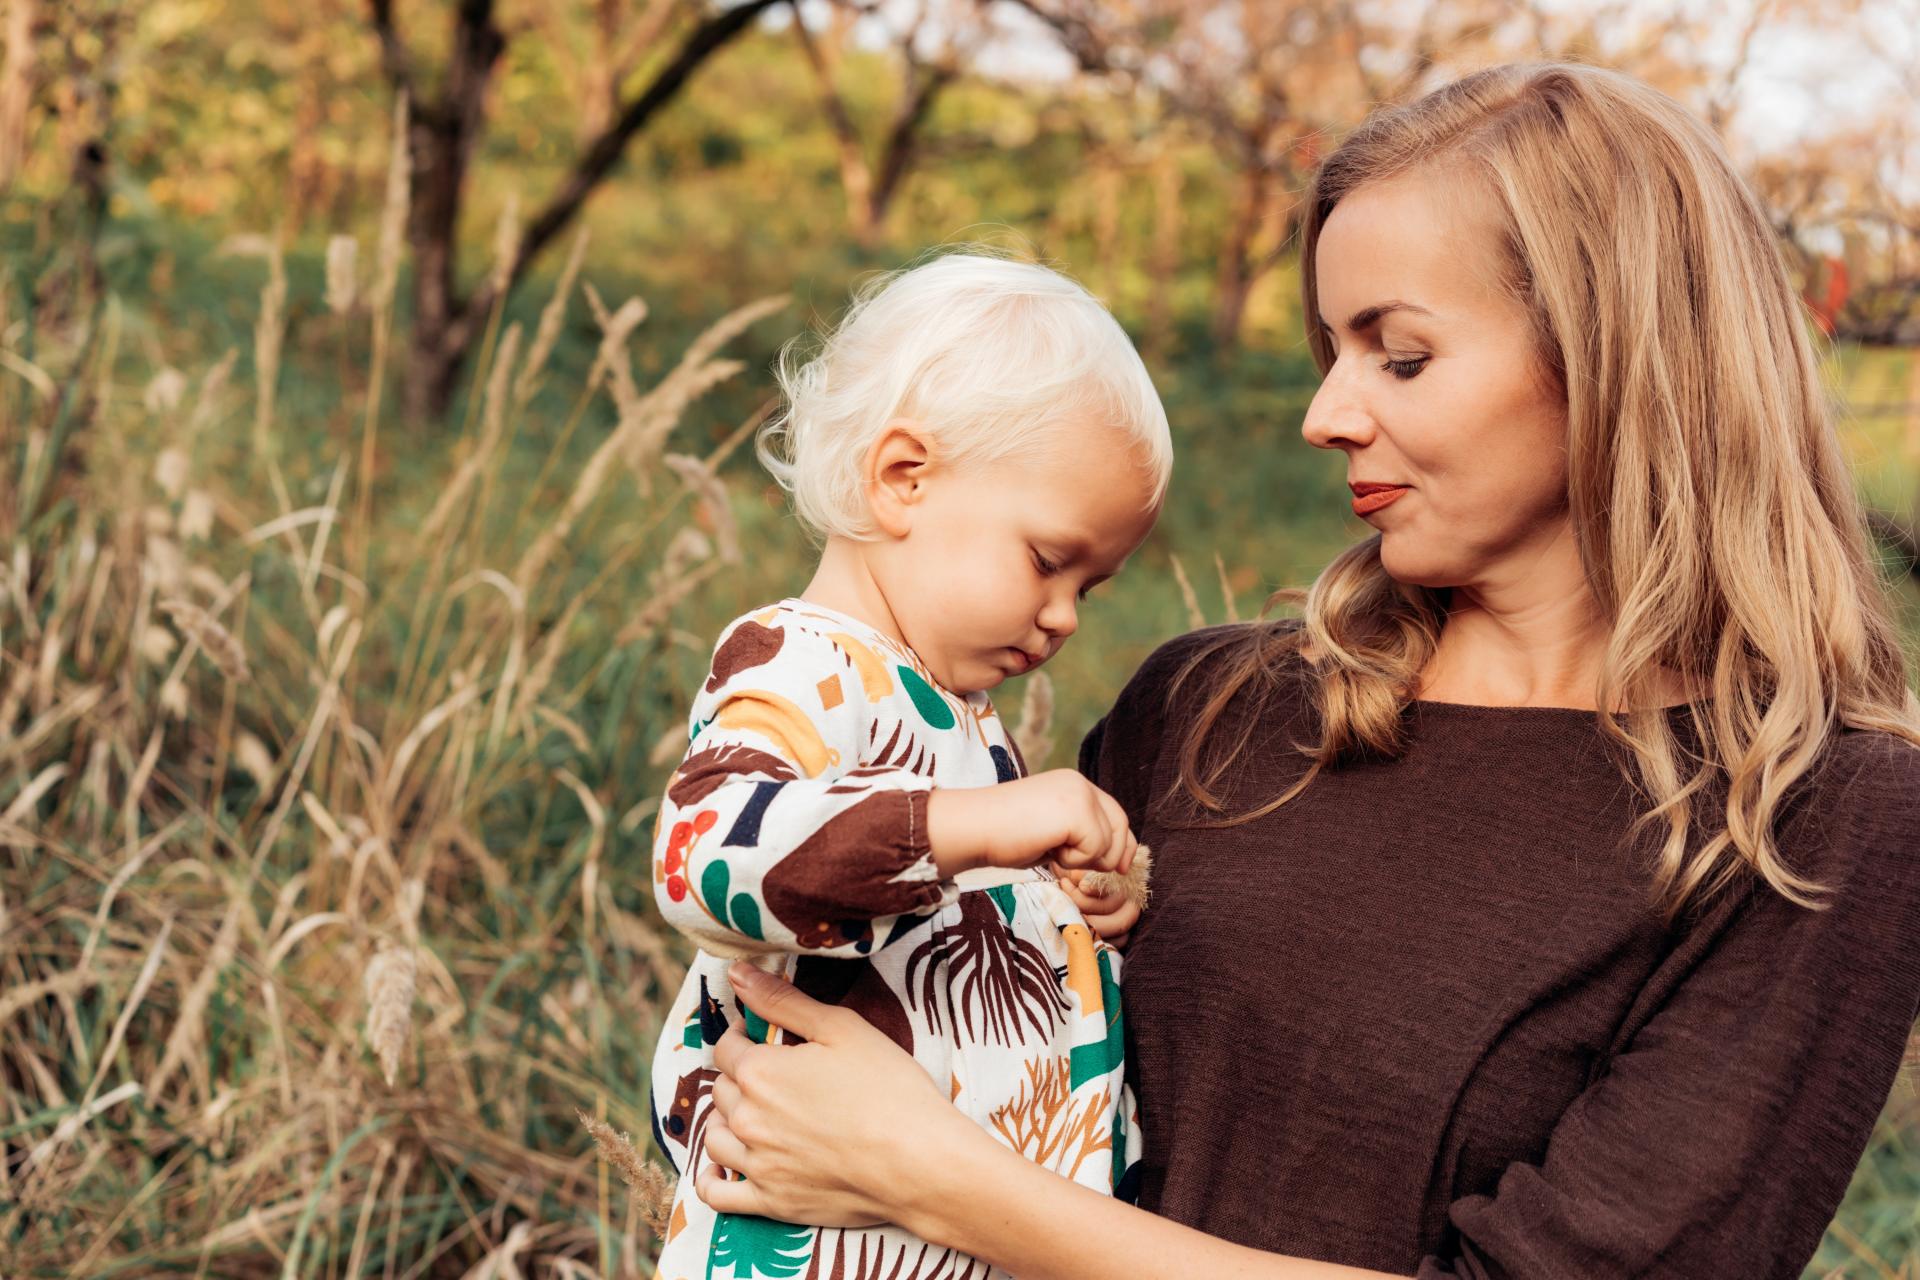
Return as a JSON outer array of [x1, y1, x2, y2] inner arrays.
[[1381, 355, 1429, 380]]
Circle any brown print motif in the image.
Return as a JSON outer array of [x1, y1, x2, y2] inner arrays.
[[705, 621, 785, 693], [803, 1231, 993, 1280], [792, 956, 916, 1057], [667, 742, 798, 807], [659, 1066, 719, 1168], [761, 790, 933, 949], [903, 894, 1065, 1048]]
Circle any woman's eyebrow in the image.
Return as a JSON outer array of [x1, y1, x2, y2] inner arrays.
[[1318, 300, 1436, 332]]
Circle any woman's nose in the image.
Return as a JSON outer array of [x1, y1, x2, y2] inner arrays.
[[1301, 362, 1376, 451]]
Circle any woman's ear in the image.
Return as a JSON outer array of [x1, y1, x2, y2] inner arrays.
[[864, 421, 933, 539]]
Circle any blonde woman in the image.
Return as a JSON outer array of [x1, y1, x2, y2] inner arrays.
[[685, 63, 1920, 1279]]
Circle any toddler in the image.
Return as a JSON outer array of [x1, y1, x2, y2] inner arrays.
[[647, 252, 1171, 1280]]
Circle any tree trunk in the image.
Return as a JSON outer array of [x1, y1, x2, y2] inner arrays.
[[1211, 162, 1271, 350], [371, 0, 785, 422], [1145, 147, 1182, 364]]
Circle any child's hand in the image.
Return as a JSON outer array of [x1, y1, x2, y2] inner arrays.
[[927, 770, 1136, 879], [1057, 867, 1141, 947]]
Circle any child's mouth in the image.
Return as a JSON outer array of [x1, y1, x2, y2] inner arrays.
[[1007, 648, 1044, 673]]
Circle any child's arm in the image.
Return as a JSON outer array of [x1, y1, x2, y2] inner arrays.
[[656, 619, 1135, 960]]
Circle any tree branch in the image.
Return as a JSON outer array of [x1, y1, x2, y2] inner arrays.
[[470, 0, 787, 321], [366, 0, 416, 99]]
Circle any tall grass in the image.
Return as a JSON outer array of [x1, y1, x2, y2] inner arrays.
[[0, 106, 773, 1276]]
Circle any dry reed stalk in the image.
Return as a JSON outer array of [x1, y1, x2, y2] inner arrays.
[[656, 527, 713, 585], [364, 940, 416, 1087], [511, 290, 651, 589], [1214, 552, 1242, 623], [188, 347, 239, 436], [661, 453, 741, 564], [1080, 844, 1153, 913], [421, 324, 524, 542], [358, 92, 409, 581], [1169, 553, 1206, 630], [144, 366, 187, 415], [576, 1112, 674, 1238], [158, 597, 250, 682], [512, 225, 589, 410], [325, 235, 359, 315], [1013, 669, 1055, 766], [489, 192, 520, 299], [614, 556, 725, 642]]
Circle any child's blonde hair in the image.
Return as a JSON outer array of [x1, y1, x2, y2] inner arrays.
[[758, 250, 1172, 541]]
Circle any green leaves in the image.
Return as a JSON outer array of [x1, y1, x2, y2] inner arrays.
[[706, 1212, 813, 1279], [697, 858, 766, 941]]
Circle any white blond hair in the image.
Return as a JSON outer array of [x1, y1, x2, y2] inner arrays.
[[758, 251, 1173, 541]]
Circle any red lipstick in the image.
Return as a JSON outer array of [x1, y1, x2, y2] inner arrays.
[[1349, 482, 1409, 516]]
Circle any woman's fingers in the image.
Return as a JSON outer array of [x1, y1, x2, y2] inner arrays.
[[713, 1020, 754, 1078], [696, 1156, 775, 1218], [703, 1115, 753, 1179], [711, 1071, 742, 1121], [728, 961, 844, 1042]]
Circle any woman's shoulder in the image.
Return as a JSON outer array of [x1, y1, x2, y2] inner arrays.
[[1804, 725, 1920, 838]]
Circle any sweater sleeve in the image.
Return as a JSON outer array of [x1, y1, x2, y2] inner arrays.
[[1418, 734, 1920, 1280], [653, 615, 952, 960]]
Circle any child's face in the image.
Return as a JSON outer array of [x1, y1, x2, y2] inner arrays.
[[871, 421, 1162, 695]]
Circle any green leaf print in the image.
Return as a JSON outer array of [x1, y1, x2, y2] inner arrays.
[[1070, 949, 1127, 1088], [730, 893, 764, 940], [706, 1211, 813, 1279], [701, 860, 733, 929], [986, 884, 1017, 925], [896, 665, 956, 730]]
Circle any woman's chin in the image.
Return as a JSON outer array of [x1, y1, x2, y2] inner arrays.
[[1376, 540, 1461, 591]]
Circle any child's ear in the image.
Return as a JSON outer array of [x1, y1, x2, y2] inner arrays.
[[864, 421, 933, 539]]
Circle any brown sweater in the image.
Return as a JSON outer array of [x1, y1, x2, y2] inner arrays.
[[1081, 626, 1920, 1279]]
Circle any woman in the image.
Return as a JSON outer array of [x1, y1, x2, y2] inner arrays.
[[688, 62, 1920, 1279]]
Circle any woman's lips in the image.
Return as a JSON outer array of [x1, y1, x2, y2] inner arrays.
[[1350, 483, 1410, 516]]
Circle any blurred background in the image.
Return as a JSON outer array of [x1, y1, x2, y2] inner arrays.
[[1, 0, 1916, 1274]]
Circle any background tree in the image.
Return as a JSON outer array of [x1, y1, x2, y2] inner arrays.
[[366, 0, 789, 421]]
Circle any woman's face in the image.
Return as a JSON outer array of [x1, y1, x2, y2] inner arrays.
[[1302, 170, 1572, 594]]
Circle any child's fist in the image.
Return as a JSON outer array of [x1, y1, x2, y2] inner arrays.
[[926, 770, 1137, 879]]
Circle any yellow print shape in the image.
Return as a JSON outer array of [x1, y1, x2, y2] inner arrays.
[[714, 691, 839, 777], [826, 632, 895, 702]]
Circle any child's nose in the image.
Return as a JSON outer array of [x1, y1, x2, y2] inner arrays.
[[1038, 595, 1078, 640]]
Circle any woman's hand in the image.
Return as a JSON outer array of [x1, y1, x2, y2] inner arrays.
[[1056, 866, 1140, 946], [695, 961, 982, 1230]]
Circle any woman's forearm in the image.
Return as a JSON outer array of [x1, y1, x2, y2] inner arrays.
[[896, 1122, 1405, 1280]]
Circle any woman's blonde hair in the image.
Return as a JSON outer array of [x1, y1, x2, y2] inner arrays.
[[1174, 61, 1920, 918]]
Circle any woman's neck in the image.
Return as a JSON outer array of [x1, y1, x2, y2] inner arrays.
[[1415, 523, 1618, 710]]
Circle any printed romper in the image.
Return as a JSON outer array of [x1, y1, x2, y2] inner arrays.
[[648, 598, 1141, 1280]]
